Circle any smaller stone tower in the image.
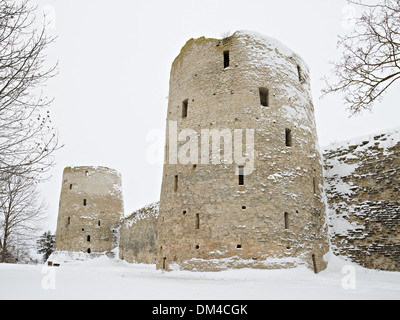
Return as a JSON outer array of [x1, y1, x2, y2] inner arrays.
[[55, 166, 124, 253]]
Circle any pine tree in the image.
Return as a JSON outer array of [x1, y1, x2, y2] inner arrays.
[[36, 231, 55, 262]]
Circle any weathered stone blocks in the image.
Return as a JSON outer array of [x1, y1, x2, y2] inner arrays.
[[55, 166, 124, 253], [157, 31, 329, 272], [324, 128, 400, 271], [119, 202, 159, 264]]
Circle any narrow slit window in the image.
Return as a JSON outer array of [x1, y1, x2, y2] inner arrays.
[[285, 128, 292, 147], [259, 87, 269, 107], [98, 220, 101, 226], [223, 50, 230, 68], [174, 175, 178, 192], [162, 257, 166, 270], [83, 199, 87, 206], [69, 184, 72, 190], [182, 99, 188, 118], [87, 235, 90, 242], [312, 254, 318, 274], [195, 213, 200, 230], [313, 177, 317, 194], [67, 217, 70, 225], [284, 212, 289, 229], [297, 65, 304, 83], [238, 166, 244, 186]]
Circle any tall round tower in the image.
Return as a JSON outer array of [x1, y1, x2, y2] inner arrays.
[[55, 166, 124, 254], [157, 31, 329, 272]]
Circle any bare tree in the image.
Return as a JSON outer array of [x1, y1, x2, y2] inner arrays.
[[0, 173, 46, 263], [0, 0, 60, 181], [322, 0, 400, 114]]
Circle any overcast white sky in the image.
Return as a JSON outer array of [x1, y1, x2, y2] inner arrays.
[[31, 0, 400, 231]]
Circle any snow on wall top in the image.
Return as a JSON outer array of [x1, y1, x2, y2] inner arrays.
[[123, 202, 159, 227], [323, 126, 400, 197], [323, 126, 400, 238], [323, 127, 400, 155]]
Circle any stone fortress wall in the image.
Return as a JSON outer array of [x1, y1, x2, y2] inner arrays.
[[119, 202, 159, 264], [118, 126, 400, 273], [53, 31, 399, 273], [324, 128, 400, 271]]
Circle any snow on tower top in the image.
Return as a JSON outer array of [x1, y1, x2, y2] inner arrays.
[[236, 30, 297, 59], [234, 30, 310, 83]]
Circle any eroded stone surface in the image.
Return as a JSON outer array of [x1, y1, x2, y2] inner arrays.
[[324, 128, 400, 271], [156, 31, 329, 272], [55, 166, 124, 253]]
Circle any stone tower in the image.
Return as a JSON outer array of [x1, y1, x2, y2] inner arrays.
[[55, 166, 124, 253], [157, 31, 329, 272]]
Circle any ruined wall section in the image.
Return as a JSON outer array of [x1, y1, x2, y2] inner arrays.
[[324, 128, 400, 271], [119, 202, 159, 264], [55, 166, 124, 253]]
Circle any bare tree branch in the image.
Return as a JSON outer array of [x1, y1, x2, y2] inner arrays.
[[322, 0, 400, 114], [0, 0, 61, 262], [0, 0, 61, 182], [0, 173, 47, 262]]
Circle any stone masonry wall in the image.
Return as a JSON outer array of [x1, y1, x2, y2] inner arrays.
[[324, 128, 400, 271], [157, 31, 329, 272], [55, 166, 124, 253], [119, 202, 159, 264]]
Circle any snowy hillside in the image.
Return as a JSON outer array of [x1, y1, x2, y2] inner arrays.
[[0, 252, 399, 300]]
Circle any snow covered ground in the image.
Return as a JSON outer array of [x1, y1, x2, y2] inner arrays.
[[0, 253, 399, 300]]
